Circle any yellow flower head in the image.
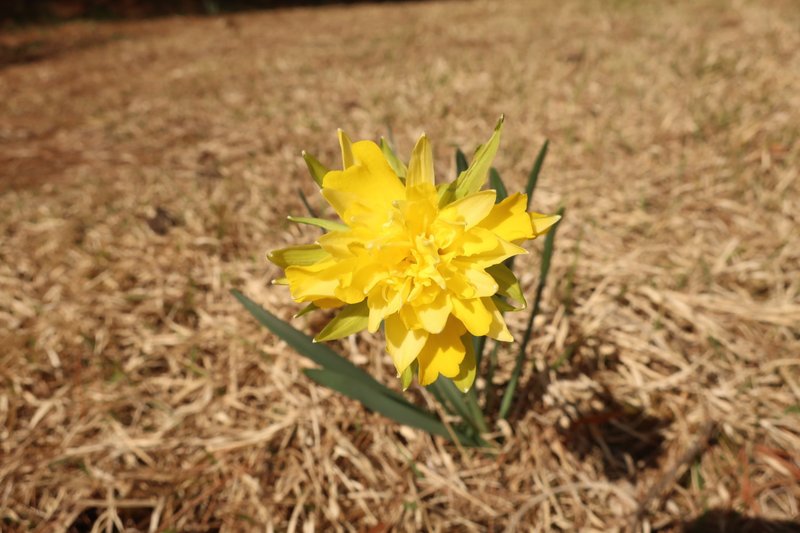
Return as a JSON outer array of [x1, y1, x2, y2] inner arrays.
[[269, 119, 560, 392]]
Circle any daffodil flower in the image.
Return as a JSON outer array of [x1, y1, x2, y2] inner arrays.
[[269, 119, 560, 392]]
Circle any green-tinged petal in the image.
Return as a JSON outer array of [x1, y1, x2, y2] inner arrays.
[[492, 295, 516, 313], [385, 314, 428, 373], [338, 129, 355, 168], [272, 277, 288, 285], [399, 361, 415, 391], [294, 302, 318, 318], [449, 116, 504, 202], [380, 137, 408, 178], [438, 190, 496, 230], [531, 212, 562, 236], [302, 151, 329, 186], [417, 317, 467, 385], [486, 263, 527, 310], [314, 300, 369, 342], [269, 244, 330, 269], [452, 335, 477, 392], [406, 134, 435, 190], [483, 296, 514, 342]]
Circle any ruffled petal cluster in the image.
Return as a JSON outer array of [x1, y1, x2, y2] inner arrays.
[[269, 121, 559, 391]]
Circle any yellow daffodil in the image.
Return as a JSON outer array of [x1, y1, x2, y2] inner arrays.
[[269, 119, 560, 392]]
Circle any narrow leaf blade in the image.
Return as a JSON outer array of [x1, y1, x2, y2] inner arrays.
[[231, 290, 409, 404], [305, 368, 480, 446], [525, 140, 549, 208], [488, 167, 508, 203]]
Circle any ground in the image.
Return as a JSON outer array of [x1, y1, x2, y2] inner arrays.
[[1, 0, 799, 531]]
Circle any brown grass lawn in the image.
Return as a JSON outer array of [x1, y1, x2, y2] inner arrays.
[[1, 0, 799, 531]]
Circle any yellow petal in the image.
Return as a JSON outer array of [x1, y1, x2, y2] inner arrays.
[[322, 141, 405, 223], [477, 193, 534, 243], [366, 279, 409, 333], [385, 314, 428, 374], [452, 335, 477, 392], [530, 212, 561, 236], [413, 291, 451, 334], [285, 258, 354, 302], [450, 297, 492, 337], [438, 190, 496, 229], [461, 266, 499, 297], [406, 134, 435, 189], [338, 129, 355, 168], [417, 317, 467, 386]]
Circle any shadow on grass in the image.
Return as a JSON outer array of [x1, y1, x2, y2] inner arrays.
[[682, 509, 800, 533], [558, 389, 671, 481]]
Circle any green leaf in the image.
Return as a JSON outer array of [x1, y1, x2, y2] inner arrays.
[[287, 216, 348, 232], [488, 167, 508, 203], [302, 151, 329, 187], [498, 208, 564, 420], [268, 244, 329, 269], [231, 290, 409, 405], [380, 137, 408, 178], [314, 301, 369, 342], [305, 368, 480, 446], [525, 140, 549, 209], [427, 378, 487, 437], [486, 263, 526, 310], [455, 148, 469, 175]]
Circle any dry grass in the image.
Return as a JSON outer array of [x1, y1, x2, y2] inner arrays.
[[1, 0, 799, 531]]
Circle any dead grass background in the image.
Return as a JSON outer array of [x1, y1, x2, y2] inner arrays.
[[1, 0, 799, 531]]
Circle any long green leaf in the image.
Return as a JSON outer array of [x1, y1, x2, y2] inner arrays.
[[488, 167, 508, 203], [498, 207, 564, 420], [428, 379, 484, 435], [455, 148, 469, 176], [305, 368, 480, 446], [297, 188, 318, 218], [231, 290, 410, 405], [525, 140, 549, 209]]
